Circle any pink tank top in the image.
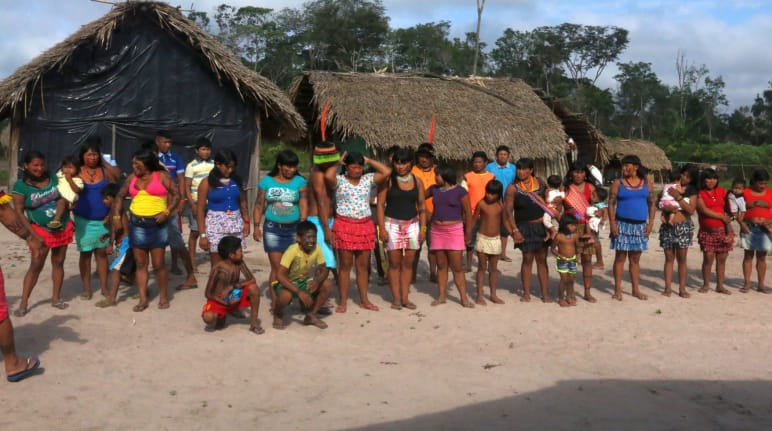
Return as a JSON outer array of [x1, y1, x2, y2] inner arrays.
[[129, 172, 166, 198]]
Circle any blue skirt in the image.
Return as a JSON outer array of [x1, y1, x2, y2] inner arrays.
[[740, 223, 772, 252], [129, 214, 169, 249], [263, 220, 298, 253], [610, 220, 648, 251]]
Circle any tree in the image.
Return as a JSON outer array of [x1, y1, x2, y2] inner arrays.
[[614, 61, 666, 139], [388, 21, 452, 73], [489, 28, 566, 95]]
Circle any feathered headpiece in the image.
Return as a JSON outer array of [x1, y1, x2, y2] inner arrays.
[[313, 99, 340, 165]]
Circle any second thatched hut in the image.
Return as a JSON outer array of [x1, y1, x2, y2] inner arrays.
[[605, 139, 672, 184]]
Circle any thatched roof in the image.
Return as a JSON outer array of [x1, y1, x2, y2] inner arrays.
[[606, 139, 672, 171], [289, 72, 566, 161], [533, 90, 610, 166], [0, 1, 304, 140]]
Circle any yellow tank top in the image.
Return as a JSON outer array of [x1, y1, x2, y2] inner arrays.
[[130, 190, 167, 216]]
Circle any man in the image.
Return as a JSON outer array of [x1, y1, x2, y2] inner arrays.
[[155, 131, 197, 289], [183, 137, 214, 271], [0, 190, 43, 382], [485, 145, 517, 262], [411, 143, 438, 281]]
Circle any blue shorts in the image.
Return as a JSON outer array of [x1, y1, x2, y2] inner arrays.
[[184, 203, 199, 232], [307, 216, 337, 269], [556, 255, 577, 274], [166, 213, 186, 251], [109, 239, 131, 271], [129, 214, 168, 249], [263, 220, 298, 253]]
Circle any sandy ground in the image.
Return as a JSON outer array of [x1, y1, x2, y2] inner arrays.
[[1, 220, 771, 431]]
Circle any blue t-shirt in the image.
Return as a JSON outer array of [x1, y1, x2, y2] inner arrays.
[[258, 175, 307, 223], [158, 151, 185, 183], [485, 161, 517, 189]]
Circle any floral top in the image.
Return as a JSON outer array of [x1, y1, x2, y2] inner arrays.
[[335, 173, 375, 219]]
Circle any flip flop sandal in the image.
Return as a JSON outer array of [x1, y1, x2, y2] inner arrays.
[[7, 356, 41, 383], [52, 300, 69, 310], [13, 308, 28, 317]]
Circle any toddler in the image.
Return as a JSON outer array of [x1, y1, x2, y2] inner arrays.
[[585, 187, 608, 240], [543, 174, 564, 240], [48, 156, 83, 229]]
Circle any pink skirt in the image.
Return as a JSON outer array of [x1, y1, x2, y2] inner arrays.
[[430, 222, 465, 251], [333, 215, 375, 250]]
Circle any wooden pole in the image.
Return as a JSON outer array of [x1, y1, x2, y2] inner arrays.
[[8, 107, 20, 187], [247, 114, 262, 216]]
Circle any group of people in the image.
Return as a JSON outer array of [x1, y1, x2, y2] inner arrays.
[[5, 133, 772, 344]]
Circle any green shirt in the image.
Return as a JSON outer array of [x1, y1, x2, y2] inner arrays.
[[12, 176, 68, 229]]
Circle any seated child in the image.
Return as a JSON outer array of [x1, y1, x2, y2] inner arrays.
[[201, 236, 264, 334], [48, 156, 83, 229], [542, 174, 564, 240], [273, 221, 333, 330], [584, 187, 608, 243], [469, 180, 516, 305], [550, 214, 580, 307], [659, 172, 688, 225]]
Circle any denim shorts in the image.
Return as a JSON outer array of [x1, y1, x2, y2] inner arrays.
[[184, 203, 199, 232], [129, 214, 169, 249], [263, 220, 298, 253]]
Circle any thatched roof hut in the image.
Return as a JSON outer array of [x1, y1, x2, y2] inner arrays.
[[289, 72, 568, 175], [533, 90, 610, 166], [605, 139, 672, 171], [0, 1, 304, 185]]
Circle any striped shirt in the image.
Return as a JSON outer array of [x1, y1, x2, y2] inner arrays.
[[184, 158, 214, 202]]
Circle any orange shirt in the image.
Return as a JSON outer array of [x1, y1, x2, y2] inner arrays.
[[464, 171, 495, 213], [411, 166, 437, 213]]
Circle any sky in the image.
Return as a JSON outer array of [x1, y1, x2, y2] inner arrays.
[[1, 0, 770, 111]]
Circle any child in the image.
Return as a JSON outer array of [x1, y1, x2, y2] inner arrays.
[[273, 221, 332, 330], [184, 137, 214, 271], [464, 151, 495, 271], [48, 156, 83, 229], [542, 174, 564, 240], [659, 171, 686, 225], [469, 179, 515, 305], [727, 178, 746, 221], [584, 187, 608, 243], [550, 214, 580, 307], [95, 183, 133, 308], [201, 236, 264, 334]]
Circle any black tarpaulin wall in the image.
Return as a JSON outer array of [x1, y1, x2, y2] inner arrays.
[[17, 13, 257, 181]]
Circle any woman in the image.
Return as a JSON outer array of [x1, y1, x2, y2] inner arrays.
[[658, 164, 698, 298], [738, 169, 772, 294], [608, 155, 656, 301], [377, 147, 426, 310], [11, 151, 74, 315], [198, 149, 249, 266], [425, 164, 474, 308], [253, 150, 307, 287], [504, 158, 551, 302], [73, 137, 120, 300], [695, 168, 733, 294], [113, 148, 179, 312], [325, 152, 391, 313], [562, 161, 598, 302]]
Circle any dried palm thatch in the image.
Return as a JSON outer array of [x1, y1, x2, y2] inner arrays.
[[289, 72, 567, 162], [0, 1, 304, 140], [533, 89, 610, 166], [606, 139, 672, 171]]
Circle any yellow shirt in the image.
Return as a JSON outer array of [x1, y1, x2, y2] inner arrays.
[[280, 243, 325, 281]]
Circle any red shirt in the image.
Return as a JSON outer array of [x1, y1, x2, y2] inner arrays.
[[743, 187, 772, 219], [698, 187, 727, 229]]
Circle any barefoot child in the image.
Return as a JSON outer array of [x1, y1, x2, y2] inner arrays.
[[95, 183, 132, 307], [273, 221, 333, 329], [468, 180, 515, 305], [48, 156, 83, 229], [201, 236, 264, 333], [543, 174, 564, 240], [550, 214, 580, 307]]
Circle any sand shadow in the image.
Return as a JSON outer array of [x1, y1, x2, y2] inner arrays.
[[13, 314, 88, 356]]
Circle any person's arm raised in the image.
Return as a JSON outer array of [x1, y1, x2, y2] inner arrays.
[[365, 156, 392, 186]]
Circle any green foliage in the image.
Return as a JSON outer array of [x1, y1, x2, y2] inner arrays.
[[259, 141, 311, 174]]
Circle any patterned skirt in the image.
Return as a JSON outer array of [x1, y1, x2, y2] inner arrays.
[[333, 215, 375, 251], [698, 227, 733, 253], [610, 220, 648, 252], [205, 210, 246, 252], [659, 218, 694, 249]]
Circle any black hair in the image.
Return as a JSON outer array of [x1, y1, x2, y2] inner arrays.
[[268, 149, 300, 177], [558, 213, 578, 234], [731, 177, 746, 187], [21, 150, 49, 181], [78, 136, 105, 167], [699, 168, 719, 190], [680, 163, 699, 186], [141, 139, 158, 153], [547, 175, 562, 189], [296, 220, 317, 237], [620, 154, 648, 179], [156, 130, 171, 140], [101, 182, 120, 198], [565, 160, 592, 187], [667, 170, 680, 182], [435, 164, 457, 185], [471, 151, 488, 163], [389, 147, 415, 187], [495, 145, 511, 154], [132, 148, 165, 172], [217, 236, 242, 260], [207, 149, 242, 188], [194, 137, 212, 149], [385, 145, 400, 159], [594, 187, 608, 202], [485, 179, 503, 198], [61, 155, 81, 169], [516, 158, 534, 170], [342, 151, 366, 176], [749, 169, 769, 186], [415, 143, 435, 159]]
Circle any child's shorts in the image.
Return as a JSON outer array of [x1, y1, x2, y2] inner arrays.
[[272, 277, 316, 299], [474, 232, 501, 255], [109, 239, 131, 271], [202, 293, 251, 319], [556, 255, 577, 274]]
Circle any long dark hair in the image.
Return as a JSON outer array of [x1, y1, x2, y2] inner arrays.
[[132, 148, 165, 172], [680, 163, 699, 188], [565, 160, 591, 187], [21, 150, 49, 181], [268, 150, 300, 177], [389, 147, 414, 188], [79, 136, 104, 167], [700, 168, 719, 190], [207, 149, 242, 188], [620, 154, 648, 179]]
